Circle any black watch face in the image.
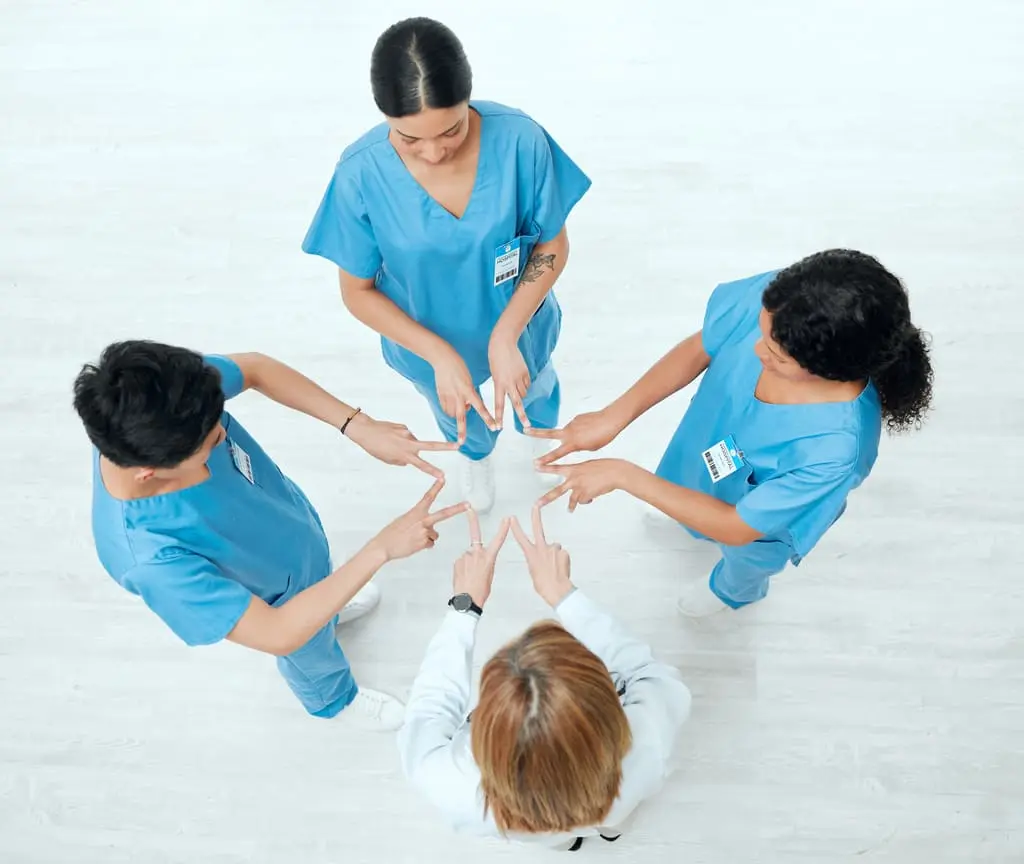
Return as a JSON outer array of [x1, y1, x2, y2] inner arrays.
[[452, 594, 472, 612]]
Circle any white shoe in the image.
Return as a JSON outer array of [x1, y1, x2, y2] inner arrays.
[[335, 687, 406, 732], [460, 454, 496, 514], [335, 581, 381, 627], [676, 579, 729, 618]]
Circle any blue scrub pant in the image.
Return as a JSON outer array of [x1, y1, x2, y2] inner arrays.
[[707, 538, 795, 608], [276, 615, 358, 718], [412, 362, 561, 460]]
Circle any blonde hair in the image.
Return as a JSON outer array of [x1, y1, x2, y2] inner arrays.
[[470, 621, 632, 834]]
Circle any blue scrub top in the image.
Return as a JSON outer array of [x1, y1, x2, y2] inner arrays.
[[90, 356, 332, 646], [656, 272, 883, 560], [301, 100, 591, 386]]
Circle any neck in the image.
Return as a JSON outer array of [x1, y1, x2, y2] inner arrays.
[[758, 369, 865, 405], [99, 457, 205, 501]]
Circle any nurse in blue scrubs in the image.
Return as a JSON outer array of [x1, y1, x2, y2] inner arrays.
[[531, 250, 935, 615], [302, 17, 591, 514], [74, 341, 469, 730]]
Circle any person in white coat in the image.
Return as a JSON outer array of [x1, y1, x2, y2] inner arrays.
[[397, 505, 691, 850]]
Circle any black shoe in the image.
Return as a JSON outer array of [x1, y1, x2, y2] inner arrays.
[[568, 837, 584, 852], [600, 833, 621, 842]]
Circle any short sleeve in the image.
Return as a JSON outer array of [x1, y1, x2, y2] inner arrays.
[[701, 271, 777, 358], [122, 553, 252, 647], [203, 355, 245, 400], [736, 460, 857, 550], [301, 169, 383, 279], [528, 127, 592, 243]]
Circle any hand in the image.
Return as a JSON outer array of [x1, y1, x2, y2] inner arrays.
[[452, 509, 511, 608], [344, 412, 458, 480], [509, 504, 574, 607], [535, 458, 627, 512], [431, 348, 498, 446], [487, 335, 531, 430], [526, 408, 624, 466], [370, 479, 469, 562]]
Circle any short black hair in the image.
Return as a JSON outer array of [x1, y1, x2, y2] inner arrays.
[[370, 17, 472, 118], [72, 340, 225, 468], [763, 249, 934, 433]]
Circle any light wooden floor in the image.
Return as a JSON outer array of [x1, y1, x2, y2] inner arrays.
[[2, 1, 1022, 861]]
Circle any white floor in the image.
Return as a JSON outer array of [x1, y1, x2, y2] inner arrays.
[[2, 1, 1023, 861]]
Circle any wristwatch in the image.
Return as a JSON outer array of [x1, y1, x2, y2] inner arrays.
[[448, 593, 483, 617]]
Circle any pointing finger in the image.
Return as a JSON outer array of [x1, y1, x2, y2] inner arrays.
[[409, 456, 444, 480], [531, 501, 548, 545], [487, 517, 512, 557], [466, 507, 482, 545], [426, 501, 470, 527], [509, 515, 533, 552], [415, 440, 461, 452], [536, 481, 570, 509], [524, 426, 563, 440]]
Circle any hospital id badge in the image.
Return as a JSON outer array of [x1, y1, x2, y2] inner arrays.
[[701, 435, 744, 483], [229, 440, 255, 484], [493, 238, 522, 286]]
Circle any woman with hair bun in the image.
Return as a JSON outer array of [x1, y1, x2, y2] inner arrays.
[[303, 17, 591, 515], [531, 249, 935, 615]]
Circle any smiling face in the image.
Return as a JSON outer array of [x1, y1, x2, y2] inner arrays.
[[386, 103, 472, 166], [754, 308, 815, 382]]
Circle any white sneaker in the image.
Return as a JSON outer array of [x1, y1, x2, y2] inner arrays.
[[676, 579, 729, 618], [460, 454, 496, 514], [335, 687, 406, 732], [335, 581, 381, 627]]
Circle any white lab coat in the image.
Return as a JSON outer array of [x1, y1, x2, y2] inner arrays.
[[397, 589, 692, 847]]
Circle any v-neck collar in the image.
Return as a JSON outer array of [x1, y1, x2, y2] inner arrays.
[[385, 103, 486, 222]]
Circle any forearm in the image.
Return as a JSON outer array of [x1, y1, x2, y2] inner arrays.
[[606, 331, 710, 429], [342, 279, 454, 367], [271, 542, 388, 654], [232, 352, 358, 430], [618, 462, 760, 546], [491, 232, 568, 343], [398, 612, 478, 778]]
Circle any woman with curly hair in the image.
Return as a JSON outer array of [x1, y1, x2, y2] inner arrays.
[[530, 249, 935, 615]]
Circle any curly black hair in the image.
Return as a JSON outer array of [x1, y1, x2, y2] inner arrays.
[[763, 249, 934, 433], [73, 340, 225, 468]]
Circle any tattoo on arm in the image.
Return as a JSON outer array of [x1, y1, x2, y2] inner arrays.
[[520, 253, 557, 284]]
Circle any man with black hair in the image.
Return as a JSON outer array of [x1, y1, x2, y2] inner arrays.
[[74, 342, 467, 730]]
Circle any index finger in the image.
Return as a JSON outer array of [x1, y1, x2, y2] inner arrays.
[[535, 441, 576, 467], [524, 426, 564, 440], [487, 517, 511, 557], [414, 440, 461, 452], [426, 501, 470, 526], [536, 481, 570, 509], [469, 392, 498, 432], [418, 478, 445, 508], [466, 507, 482, 545], [531, 501, 548, 545], [455, 405, 467, 447]]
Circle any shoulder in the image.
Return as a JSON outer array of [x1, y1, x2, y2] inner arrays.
[[709, 269, 780, 314], [475, 100, 550, 149], [321, 123, 393, 191], [339, 121, 391, 165]]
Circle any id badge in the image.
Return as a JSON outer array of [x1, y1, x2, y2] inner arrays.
[[701, 435, 745, 483], [493, 238, 522, 286], [229, 440, 255, 484]]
